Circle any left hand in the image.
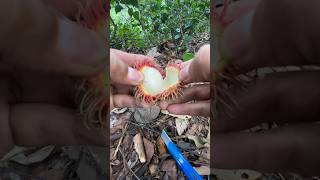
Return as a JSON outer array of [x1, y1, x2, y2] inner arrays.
[[109, 49, 155, 109]]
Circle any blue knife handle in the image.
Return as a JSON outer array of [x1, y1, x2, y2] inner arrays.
[[161, 130, 203, 180]]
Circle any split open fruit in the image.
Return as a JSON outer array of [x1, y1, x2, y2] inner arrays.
[[75, 0, 108, 129], [134, 60, 183, 103]]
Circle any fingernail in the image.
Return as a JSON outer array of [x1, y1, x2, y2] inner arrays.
[[128, 67, 144, 84], [179, 64, 190, 81]]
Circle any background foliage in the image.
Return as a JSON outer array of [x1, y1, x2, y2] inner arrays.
[[110, 0, 210, 56]]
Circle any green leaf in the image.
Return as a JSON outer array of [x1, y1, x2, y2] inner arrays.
[[183, 35, 192, 43], [182, 52, 194, 61], [115, 4, 123, 13], [128, 8, 134, 17], [121, 0, 138, 7], [133, 11, 140, 20], [174, 34, 181, 39]]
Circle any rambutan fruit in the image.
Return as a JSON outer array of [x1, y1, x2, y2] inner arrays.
[[75, 0, 108, 130], [134, 60, 183, 104], [212, 0, 254, 118]]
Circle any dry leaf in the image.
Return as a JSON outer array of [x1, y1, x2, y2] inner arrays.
[[127, 151, 139, 169], [187, 135, 207, 148], [161, 159, 177, 172], [149, 163, 157, 174], [161, 110, 191, 120], [122, 135, 133, 150], [11, 146, 55, 165], [110, 116, 128, 134], [0, 146, 32, 162], [133, 133, 146, 163], [147, 47, 162, 58], [77, 155, 102, 180], [175, 118, 189, 136], [111, 108, 128, 114], [135, 106, 161, 123], [164, 171, 178, 180], [212, 169, 262, 180], [157, 136, 167, 158], [143, 138, 155, 162], [195, 166, 210, 176], [199, 148, 210, 163], [88, 147, 108, 174], [162, 160, 178, 180]]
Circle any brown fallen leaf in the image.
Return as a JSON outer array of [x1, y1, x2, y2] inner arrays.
[[110, 116, 128, 134], [161, 159, 177, 172], [111, 108, 128, 114], [157, 136, 167, 158], [161, 110, 191, 120], [0, 146, 32, 162], [164, 171, 178, 180], [199, 148, 210, 163], [186, 123, 204, 136], [127, 151, 139, 169], [122, 134, 133, 150], [143, 138, 155, 162], [187, 135, 207, 148], [10, 146, 55, 165], [133, 133, 146, 163], [149, 163, 157, 175], [195, 166, 210, 176], [134, 106, 160, 123], [162, 159, 178, 180], [175, 118, 189, 136]]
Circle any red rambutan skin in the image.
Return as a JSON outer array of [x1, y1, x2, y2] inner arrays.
[[134, 59, 183, 103], [133, 59, 163, 103], [76, 0, 107, 95], [134, 59, 165, 77], [75, 0, 107, 129]]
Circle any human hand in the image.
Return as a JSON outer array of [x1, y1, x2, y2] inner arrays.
[[0, 0, 106, 158], [160, 44, 210, 116], [110, 49, 154, 109], [213, 0, 320, 175]]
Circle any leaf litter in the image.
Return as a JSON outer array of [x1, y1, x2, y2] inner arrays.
[[110, 106, 210, 180]]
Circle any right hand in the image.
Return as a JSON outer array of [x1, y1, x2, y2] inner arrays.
[[160, 44, 210, 116]]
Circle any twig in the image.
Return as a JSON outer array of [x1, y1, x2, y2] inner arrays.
[[128, 121, 161, 135], [119, 149, 141, 180], [277, 173, 287, 180], [113, 123, 128, 160]]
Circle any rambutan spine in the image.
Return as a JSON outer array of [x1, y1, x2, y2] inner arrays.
[[134, 59, 183, 104], [75, 0, 108, 130]]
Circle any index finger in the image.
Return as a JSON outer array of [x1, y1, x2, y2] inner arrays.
[[111, 49, 155, 67]]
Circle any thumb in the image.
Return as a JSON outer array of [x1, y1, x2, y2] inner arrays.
[[0, 0, 106, 76], [110, 52, 144, 85], [179, 44, 210, 83]]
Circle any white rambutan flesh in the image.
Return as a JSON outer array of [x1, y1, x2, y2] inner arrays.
[[134, 61, 182, 103]]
